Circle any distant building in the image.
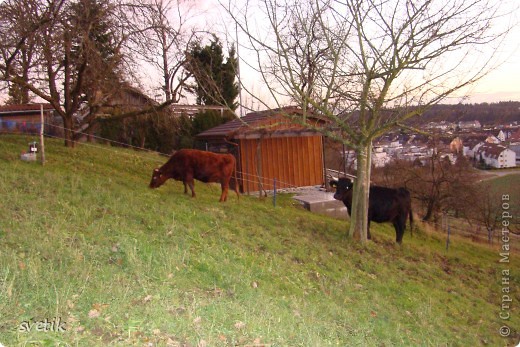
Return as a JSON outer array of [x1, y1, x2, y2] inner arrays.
[[497, 130, 506, 142], [425, 121, 455, 131], [440, 153, 457, 165], [485, 135, 500, 144], [460, 134, 486, 156], [509, 144, 520, 166], [467, 142, 485, 158], [476, 143, 516, 168], [450, 137, 463, 154], [458, 120, 481, 130], [509, 128, 520, 144], [372, 147, 391, 168]]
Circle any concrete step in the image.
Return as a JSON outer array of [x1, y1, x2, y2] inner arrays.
[[293, 192, 349, 220]]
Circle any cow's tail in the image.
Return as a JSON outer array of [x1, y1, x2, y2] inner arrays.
[[232, 156, 240, 200]]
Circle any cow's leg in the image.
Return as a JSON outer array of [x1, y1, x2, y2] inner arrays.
[[219, 181, 229, 202], [394, 219, 405, 244], [183, 181, 188, 194], [187, 179, 196, 198]]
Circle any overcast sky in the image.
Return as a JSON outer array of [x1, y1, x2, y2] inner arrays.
[[2, 0, 517, 107], [192, 0, 520, 106]]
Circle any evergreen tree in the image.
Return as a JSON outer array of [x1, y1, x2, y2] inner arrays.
[[185, 35, 239, 135], [186, 35, 239, 110]]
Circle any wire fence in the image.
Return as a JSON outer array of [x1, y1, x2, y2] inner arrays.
[[1, 120, 169, 163], [1, 121, 303, 194], [44, 122, 171, 155], [43, 123, 305, 191], [4, 121, 518, 249], [420, 214, 520, 251]]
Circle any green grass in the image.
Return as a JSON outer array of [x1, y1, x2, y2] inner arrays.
[[0, 134, 519, 346], [478, 173, 520, 234]]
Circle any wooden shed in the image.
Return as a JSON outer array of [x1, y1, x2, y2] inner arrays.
[[196, 107, 325, 193]]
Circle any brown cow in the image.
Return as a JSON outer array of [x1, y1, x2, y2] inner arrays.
[[149, 149, 239, 202]]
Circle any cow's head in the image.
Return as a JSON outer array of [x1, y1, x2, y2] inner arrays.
[[149, 168, 168, 188], [329, 177, 354, 201]]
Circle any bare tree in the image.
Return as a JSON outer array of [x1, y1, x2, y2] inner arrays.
[[470, 186, 503, 240], [0, 1, 38, 104], [127, 0, 198, 102], [226, 0, 513, 242], [0, 0, 130, 147], [0, 0, 64, 101]]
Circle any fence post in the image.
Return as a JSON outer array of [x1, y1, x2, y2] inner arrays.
[[40, 104, 45, 166], [273, 178, 277, 207]]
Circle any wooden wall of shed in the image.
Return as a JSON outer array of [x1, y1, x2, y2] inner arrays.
[[239, 135, 324, 193]]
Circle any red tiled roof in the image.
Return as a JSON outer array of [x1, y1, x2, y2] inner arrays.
[[476, 143, 509, 159], [510, 128, 520, 142]]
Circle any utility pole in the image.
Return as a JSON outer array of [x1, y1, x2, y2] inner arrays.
[[40, 104, 45, 165]]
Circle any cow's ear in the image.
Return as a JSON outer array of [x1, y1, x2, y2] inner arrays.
[[329, 180, 337, 188], [154, 168, 159, 173]]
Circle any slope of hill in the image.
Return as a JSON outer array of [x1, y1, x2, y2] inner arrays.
[[0, 135, 518, 346]]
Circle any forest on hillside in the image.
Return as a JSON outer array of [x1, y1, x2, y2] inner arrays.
[[408, 101, 520, 126]]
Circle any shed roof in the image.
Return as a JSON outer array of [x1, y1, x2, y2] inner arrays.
[[196, 106, 324, 140], [0, 103, 54, 115]]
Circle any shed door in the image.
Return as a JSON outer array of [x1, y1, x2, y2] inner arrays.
[[239, 136, 323, 193]]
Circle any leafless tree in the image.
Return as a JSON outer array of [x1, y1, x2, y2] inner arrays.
[[226, 0, 513, 242], [0, 0, 131, 147], [126, 0, 198, 102], [0, 0, 64, 101], [470, 187, 503, 239]]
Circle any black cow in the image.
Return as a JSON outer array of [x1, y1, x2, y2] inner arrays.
[[330, 178, 413, 243]]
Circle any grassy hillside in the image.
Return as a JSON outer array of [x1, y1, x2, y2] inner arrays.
[[479, 170, 520, 233], [0, 135, 518, 346]]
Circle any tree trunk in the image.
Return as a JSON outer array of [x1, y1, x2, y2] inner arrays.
[[349, 142, 372, 243], [162, 29, 171, 102], [423, 196, 437, 221], [63, 116, 75, 148]]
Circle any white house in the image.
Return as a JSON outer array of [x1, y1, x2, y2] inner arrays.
[[486, 135, 501, 144], [372, 149, 391, 168], [458, 120, 481, 130], [465, 141, 484, 157], [509, 144, 520, 166], [384, 140, 402, 155], [497, 130, 506, 142], [426, 121, 454, 131], [476, 143, 516, 168]]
